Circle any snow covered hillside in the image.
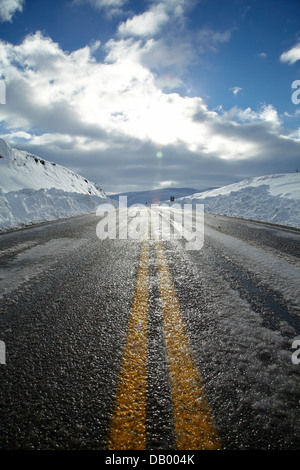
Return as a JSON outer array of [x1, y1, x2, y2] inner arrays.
[[0, 139, 110, 230], [176, 173, 300, 228], [1, 137, 299, 231]]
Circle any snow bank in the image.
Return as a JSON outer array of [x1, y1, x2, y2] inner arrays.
[[0, 188, 110, 231], [176, 173, 300, 228], [0, 138, 112, 231]]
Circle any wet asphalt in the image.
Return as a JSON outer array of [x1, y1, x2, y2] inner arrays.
[[0, 211, 299, 451]]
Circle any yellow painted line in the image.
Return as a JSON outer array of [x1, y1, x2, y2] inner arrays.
[[107, 238, 149, 450], [154, 239, 221, 450]]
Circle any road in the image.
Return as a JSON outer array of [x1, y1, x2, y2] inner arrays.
[[0, 207, 300, 451]]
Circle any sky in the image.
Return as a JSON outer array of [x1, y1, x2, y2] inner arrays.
[[0, 0, 300, 194]]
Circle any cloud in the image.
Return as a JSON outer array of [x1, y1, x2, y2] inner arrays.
[[75, 0, 126, 7], [92, 0, 125, 5], [280, 42, 300, 65], [72, 0, 127, 16], [114, 18, 233, 90], [230, 87, 242, 96], [0, 31, 299, 192], [191, 104, 284, 161], [111, 0, 233, 99], [196, 27, 233, 53], [118, 4, 169, 37], [117, 0, 193, 37], [150, 0, 196, 17], [256, 52, 267, 59], [0, 0, 24, 22]]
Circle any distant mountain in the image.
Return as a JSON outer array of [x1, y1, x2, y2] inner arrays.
[[109, 187, 217, 206]]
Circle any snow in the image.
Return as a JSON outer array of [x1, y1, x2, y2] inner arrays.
[[0, 138, 104, 196], [109, 187, 205, 206], [1, 136, 299, 231], [176, 173, 300, 228], [0, 138, 113, 231], [205, 224, 300, 309]]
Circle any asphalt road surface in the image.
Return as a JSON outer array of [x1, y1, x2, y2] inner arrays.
[[0, 207, 300, 451]]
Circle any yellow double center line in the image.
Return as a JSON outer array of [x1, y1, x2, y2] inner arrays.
[[107, 220, 221, 450], [154, 239, 221, 450], [107, 239, 149, 450]]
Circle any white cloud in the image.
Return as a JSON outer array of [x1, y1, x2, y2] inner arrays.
[[0, 30, 299, 192], [159, 180, 179, 188], [118, 4, 169, 37], [114, 8, 233, 91], [150, 0, 195, 16], [258, 104, 281, 127], [75, 0, 126, 7], [112, 2, 233, 99], [155, 73, 183, 91], [280, 43, 300, 65], [73, 0, 127, 16], [106, 36, 194, 74], [92, 0, 125, 6], [230, 87, 242, 96], [196, 27, 233, 53], [257, 52, 267, 59], [0, 0, 24, 22], [218, 104, 281, 128]]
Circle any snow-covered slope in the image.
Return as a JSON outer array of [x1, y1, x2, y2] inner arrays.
[[1, 137, 299, 231], [176, 173, 300, 228], [0, 138, 110, 230], [0, 138, 105, 196]]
